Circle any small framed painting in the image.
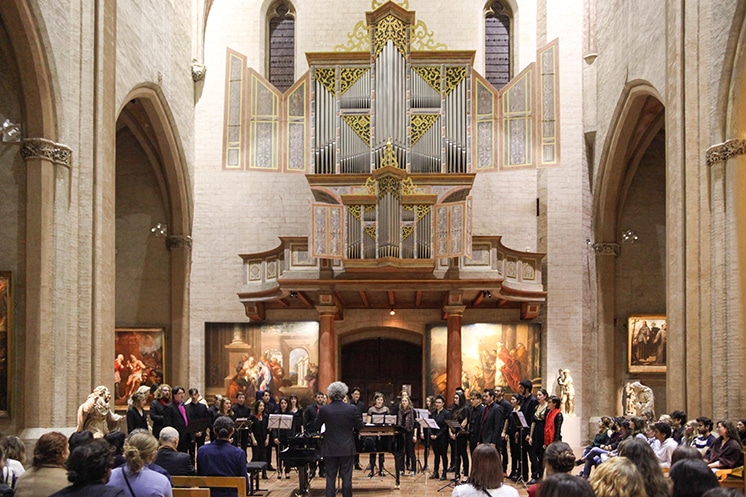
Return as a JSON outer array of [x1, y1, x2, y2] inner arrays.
[[628, 315, 666, 373]]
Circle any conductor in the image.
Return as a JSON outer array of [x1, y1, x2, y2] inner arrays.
[[313, 381, 364, 497]]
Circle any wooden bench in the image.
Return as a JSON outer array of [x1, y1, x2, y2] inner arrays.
[[245, 461, 268, 495], [173, 489, 210, 497], [715, 448, 746, 493], [171, 476, 248, 497]]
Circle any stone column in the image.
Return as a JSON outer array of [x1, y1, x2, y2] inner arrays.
[[167, 235, 192, 386], [20, 138, 72, 436], [444, 304, 465, 400], [316, 305, 338, 394], [593, 242, 620, 417]]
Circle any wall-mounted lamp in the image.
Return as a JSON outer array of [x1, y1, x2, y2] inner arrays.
[[289, 291, 298, 298], [485, 290, 492, 299], [151, 223, 168, 237], [621, 229, 638, 244], [389, 308, 396, 316], [1, 119, 21, 143]]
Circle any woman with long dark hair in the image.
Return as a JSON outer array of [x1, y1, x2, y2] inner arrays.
[[450, 444, 518, 497], [617, 437, 669, 497], [250, 399, 270, 479], [449, 391, 469, 481], [527, 388, 548, 482], [704, 420, 744, 469]]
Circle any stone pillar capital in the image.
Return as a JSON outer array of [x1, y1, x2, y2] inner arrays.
[[21, 138, 72, 168], [316, 305, 338, 317], [443, 304, 466, 317], [706, 139, 746, 166], [593, 242, 621, 257], [166, 235, 193, 250]]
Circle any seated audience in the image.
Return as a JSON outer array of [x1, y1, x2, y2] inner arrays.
[[694, 417, 716, 453], [68, 431, 94, 452], [49, 439, 123, 497], [669, 458, 719, 497], [450, 444, 518, 497], [0, 435, 26, 484], [103, 431, 126, 468], [0, 447, 14, 497], [154, 427, 196, 476], [704, 420, 744, 469], [578, 417, 630, 477], [589, 456, 646, 497], [680, 420, 698, 446], [528, 441, 575, 497], [197, 416, 249, 497], [702, 489, 745, 497], [14, 432, 70, 497], [650, 421, 677, 468], [538, 473, 595, 497], [617, 437, 669, 497], [671, 445, 703, 466], [107, 430, 171, 497], [577, 417, 612, 464], [736, 419, 746, 446]]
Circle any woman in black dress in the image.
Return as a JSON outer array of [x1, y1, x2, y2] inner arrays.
[[250, 399, 270, 479], [126, 390, 149, 432]]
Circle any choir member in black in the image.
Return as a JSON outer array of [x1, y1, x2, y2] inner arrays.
[[126, 390, 149, 432], [494, 386, 512, 473], [250, 399, 270, 479], [397, 395, 417, 475], [208, 395, 222, 441], [164, 386, 192, 453], [349, 387, 366, 470], [505, 393, 522, 480], [258, 390, 277, 471], [429, 395, 450, 480], [467, 391, 485, 456], [272, 397, 294, 479], [231, 391, 252, 454], [419, 396, 434, 472], [527, 387, 548, 482], [449, 391, 470, 481], [366, 392, 390, 476], [150, 384, 171, 439], [185, 388, 210, 462], [518, 379, 538, 483], [303, 391, 326, 478], [446, 387, 465, 472], [289, 395, 303, 435]]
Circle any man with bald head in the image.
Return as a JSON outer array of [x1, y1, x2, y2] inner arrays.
[[153, 426, 196, 476]]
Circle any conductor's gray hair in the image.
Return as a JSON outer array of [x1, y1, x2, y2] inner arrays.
[[327, 381, 349, 401]]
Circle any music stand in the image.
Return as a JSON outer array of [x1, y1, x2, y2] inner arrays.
[[187, 417, 213, 464], [269, 414, 293, 472], [511, 411, 530, 490]]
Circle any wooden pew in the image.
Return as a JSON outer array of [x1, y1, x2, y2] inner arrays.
[[171, 475, 247, 497], [173, 489, 210, 497]]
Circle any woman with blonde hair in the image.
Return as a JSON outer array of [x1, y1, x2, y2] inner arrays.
[[107, 431, 171, 497], [149, 383, 171, 439], [589, 456, 646, 497], [14, 432, 70, 497]]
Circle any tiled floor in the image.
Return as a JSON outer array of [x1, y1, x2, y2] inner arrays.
[[255, 454, 529, 497]]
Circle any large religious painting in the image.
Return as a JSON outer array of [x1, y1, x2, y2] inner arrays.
[[0, 272, 10, 416], [205, 321, 319, 406], [627, 314, 666, 373], [114, 328, 165, 406], [426, 323, 542, 396]]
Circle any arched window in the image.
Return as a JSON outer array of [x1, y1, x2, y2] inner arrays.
[[267, 2, 295, 92], [485, 1, 512, 89]]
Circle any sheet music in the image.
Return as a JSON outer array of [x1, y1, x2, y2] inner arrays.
[[268, 413, 293, 429], [414, 408, 430, 419], [371, 414, 386, 425], [384, 415, 397, 425], [515, 411, 529, 429], [417, 417, 440, 429]]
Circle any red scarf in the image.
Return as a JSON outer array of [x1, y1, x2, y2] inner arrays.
[[545, 408, 560, 446]]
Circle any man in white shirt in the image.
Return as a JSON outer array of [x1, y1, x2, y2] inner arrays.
[[651, 422, 677, 468]]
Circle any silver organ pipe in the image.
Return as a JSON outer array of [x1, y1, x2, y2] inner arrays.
[[346, 208, 362, 259], [374, 40, 407, 168], [411, 116, 442, 173], [445, 76, 467, 173], [314, 77, 336, 174]]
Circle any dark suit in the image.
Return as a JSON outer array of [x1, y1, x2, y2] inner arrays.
[[150, 399, 168, 438], [519, 394, 538, 480], [164, 401, 191, 453], [495, 398, 512, 471], [154, 446, 196, 476], [479, 402, 504, 446], [430, 408, 450, 477], [314, 399, 364, 497], [197, 439, 249, 497]]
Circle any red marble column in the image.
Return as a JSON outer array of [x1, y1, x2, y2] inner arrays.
[[444, 305, 465, 401], [316, 306, 337, 394]]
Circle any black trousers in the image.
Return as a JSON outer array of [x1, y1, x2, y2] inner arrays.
[[324, 455, 354, 497]]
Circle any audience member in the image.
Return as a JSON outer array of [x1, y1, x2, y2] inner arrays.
[[49, 439, 123, 497], [107, 431, 171, 497], [704, 420, 744, 469], [538, 473, 595, 497], [702, 489, 745, 497], [617, 437, 669, 497], [450, 444, 518, 497], [670, 410, 687, 443], [154, 426, 196, 476], [650, 421, 677, 468], [694, 417, 716, 453], [669, 458, 719, 497], [103, 430, 126, 467], [528, 441, 574, 497], [671, 445, 703, 465], [680, 420, 698, 446], [69, 430, 94, 452], [197, 416, 249, 497], [15, 432, 70, 497], [736, 419, 746, 446], [589, 456, 646, 497]]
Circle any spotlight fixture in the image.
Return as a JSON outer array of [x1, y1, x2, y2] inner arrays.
[[485, 290, 492, 299], [289, 291, 298, 298], [150, 223, 168, 237], [1, 119, 21, 143], [389, 308, 396, 316], [621, 229, 638, 244]]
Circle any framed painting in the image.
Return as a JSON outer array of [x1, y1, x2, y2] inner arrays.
[[114, 328, 165, 406], [628, 315, 666, 373], [426, 322, 542, 397], [0, 272, 11, 416]]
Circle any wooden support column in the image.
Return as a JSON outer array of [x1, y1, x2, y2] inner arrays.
[[444, 304, 465, 401], [316, 305, 338, 394]]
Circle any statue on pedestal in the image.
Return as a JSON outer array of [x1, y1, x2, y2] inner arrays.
[[557, 368, 575, 416], [76, 385, 122, 437]]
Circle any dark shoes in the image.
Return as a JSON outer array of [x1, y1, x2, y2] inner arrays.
[[430, 472, 440, 479], [527, 479, 537, 485], [440, 473, 448, 480], [354, 464, 363, 470]]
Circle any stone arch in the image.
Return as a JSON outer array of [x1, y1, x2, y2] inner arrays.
[[591, 81, 665, 417], [115, 85, 192, 386]]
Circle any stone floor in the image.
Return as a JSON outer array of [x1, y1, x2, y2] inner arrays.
[[253, 454, 530, 497]]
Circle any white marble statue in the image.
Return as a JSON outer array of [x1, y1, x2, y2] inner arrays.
[[557, 368, 575, 416]]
